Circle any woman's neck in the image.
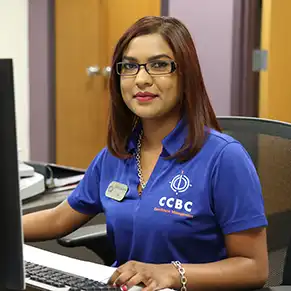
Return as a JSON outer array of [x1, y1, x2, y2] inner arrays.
[[141, 115, 180, 151]]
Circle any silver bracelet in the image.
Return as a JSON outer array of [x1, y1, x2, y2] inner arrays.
[[171, 261, 187, 291]]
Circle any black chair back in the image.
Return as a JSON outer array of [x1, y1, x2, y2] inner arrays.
[[218, 116, 291, 286]]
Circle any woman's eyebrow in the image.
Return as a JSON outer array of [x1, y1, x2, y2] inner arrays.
[[122, 56, 137, 62], [148, 54, 172, 61], [122, 54, 172, 62]]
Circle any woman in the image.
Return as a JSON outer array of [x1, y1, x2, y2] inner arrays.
[[23, 16, 268, 290]]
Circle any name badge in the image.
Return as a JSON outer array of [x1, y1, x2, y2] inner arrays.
[[105, 181, 128, 201]]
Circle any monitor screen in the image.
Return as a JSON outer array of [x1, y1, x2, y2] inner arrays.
[[0, 59, 25, 290]]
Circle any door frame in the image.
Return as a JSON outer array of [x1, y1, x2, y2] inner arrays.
[[29, 0, 56, 163], [161, 0, 169, 16], [231, 0, 262, 117]]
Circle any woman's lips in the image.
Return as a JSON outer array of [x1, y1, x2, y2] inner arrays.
[[134, 92, 158, 102], [135, 96, 156, 102]]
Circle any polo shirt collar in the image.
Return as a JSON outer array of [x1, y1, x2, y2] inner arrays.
[[127, 118, 188, 156]]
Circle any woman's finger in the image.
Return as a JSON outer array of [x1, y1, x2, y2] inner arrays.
[[114, 270, 136, 287], [108, 269, 121, 285], [123, 273, 144, 289]]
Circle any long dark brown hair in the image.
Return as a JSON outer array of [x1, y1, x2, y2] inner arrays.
[[107, 16, 221, 162]]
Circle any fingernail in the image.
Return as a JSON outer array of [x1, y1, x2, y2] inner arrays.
[[120, 284, 128, 291]]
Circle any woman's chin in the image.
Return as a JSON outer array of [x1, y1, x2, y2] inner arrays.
[[133, 110, 162, 120]]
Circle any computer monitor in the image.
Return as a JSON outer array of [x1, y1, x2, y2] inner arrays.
[[0, 59, 25, 290]]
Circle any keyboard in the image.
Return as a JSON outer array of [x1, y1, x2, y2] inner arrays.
[[25, 261, 121, 291]]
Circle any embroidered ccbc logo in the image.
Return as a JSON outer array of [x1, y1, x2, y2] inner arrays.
[[169, 170, 192, 195], [154, 171, 193, 218]]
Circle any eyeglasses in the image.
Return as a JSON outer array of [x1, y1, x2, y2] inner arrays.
[[116, 60, 177, 76]]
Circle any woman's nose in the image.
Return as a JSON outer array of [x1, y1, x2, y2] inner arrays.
[[135, 67, 153, 88]]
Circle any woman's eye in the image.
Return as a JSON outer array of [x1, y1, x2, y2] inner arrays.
[[151, 61, 169, 68], [123, 63, 137, 70]]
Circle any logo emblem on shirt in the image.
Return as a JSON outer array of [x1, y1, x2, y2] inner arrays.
[[153, 170, 194, 218], [169, 171, 192, 195]]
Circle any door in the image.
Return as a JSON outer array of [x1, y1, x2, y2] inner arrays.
[[257, 0, 291, 216], [55, 0, 161, 169], [259, 0, 291, 122]]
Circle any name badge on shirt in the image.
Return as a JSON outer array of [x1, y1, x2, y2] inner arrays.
[[105, 181, 128, 201]]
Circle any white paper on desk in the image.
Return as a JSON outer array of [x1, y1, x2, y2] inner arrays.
[[47, 184, 77, 193], [48, 174, 84, 188], [23, 244, 115, 283]]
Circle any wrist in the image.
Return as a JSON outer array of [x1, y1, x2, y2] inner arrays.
[[171, 261, 188, 291], [166, 263, 183, 290]]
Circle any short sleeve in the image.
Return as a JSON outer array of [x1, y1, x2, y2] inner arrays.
[[67, 149, 106, 215], [212, 142, 268, 235]]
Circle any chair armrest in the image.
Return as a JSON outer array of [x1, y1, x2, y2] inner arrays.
[[57, 223, 115, 266], [57, 224, 107, 248]]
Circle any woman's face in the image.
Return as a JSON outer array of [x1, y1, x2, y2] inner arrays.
[[120, 33, 180, 121]]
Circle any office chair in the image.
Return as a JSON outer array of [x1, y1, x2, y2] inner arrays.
[[58, 116, 291, 287]]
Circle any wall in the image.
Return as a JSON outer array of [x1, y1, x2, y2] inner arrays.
[[169, 0, 235, 115], [0, 0, 29, 160]]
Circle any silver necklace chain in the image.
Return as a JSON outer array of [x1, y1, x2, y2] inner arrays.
[[136, 131, 147, 191]]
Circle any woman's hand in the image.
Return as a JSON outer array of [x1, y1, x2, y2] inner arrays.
[[108, 261, 179, 291]]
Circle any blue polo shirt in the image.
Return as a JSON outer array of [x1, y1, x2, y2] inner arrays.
[[67, 119, 267, 266]]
